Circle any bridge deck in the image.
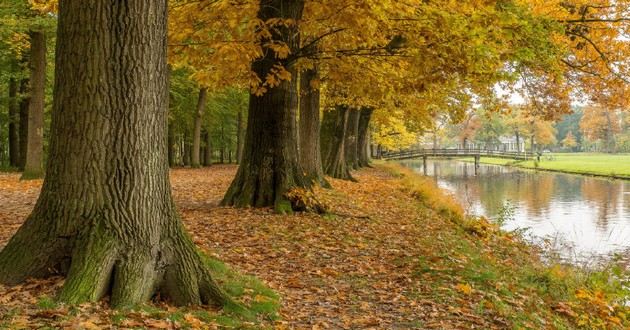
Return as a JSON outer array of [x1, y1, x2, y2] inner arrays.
[[382, 149, 530, 161]]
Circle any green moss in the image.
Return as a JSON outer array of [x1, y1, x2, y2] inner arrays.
[[199, 252, 280, 323], [36, 296, 58, 309], [274, 198, 294, 215]]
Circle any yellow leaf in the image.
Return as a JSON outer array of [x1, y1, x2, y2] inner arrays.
[[455, 283, 472, 295]]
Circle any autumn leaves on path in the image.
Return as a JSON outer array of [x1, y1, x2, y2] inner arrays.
[[173, 166, 442, 328], [0, 165, 612, 329]]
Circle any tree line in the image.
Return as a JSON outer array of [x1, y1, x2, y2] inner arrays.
[[0, 0, 628, 309]]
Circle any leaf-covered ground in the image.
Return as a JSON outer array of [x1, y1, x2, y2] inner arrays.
[[0, 165, 627, 329]]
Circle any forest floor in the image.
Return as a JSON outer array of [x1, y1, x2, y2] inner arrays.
[[468, 153, 630, 179], [0, 164, 628, 329]]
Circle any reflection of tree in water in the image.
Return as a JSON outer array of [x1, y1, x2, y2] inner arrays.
[[419, 161, 559, 219], [511, 172, 555, 219], [581, 178, 622, 230], [552, 175, 582, 202]]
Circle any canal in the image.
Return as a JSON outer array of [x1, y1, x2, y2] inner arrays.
[[401, 159, 630, 263]]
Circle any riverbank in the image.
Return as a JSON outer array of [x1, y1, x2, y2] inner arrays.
[[0, 165, 628, 328], [468, 153, 630, 179]]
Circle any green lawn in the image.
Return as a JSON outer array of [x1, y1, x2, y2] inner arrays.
[[469, 153, 630, 179]]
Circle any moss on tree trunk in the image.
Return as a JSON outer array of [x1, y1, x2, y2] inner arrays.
[[0, 0, 229, 308]]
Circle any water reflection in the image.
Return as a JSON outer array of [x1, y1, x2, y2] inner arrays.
[[402, 159, 630, 261]]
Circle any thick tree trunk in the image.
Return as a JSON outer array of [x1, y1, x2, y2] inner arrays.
[[357, 108, 374, 168], [321, 106, 354, 180], [8, 77, 20, 167], [222, 0, 307, 213], [298, 66, 329, 187], [0, 0, 228, 308], [18, 78, 29, 169], [204, 130, 212, 166], [345, 108, 360, 170], [192, 88, 207, 168], [236, 109, 243, 163], [21, 31, 46, 180]]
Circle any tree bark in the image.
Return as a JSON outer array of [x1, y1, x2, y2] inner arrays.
[[298, 66, 329, 187], [168, 122, 176, 167], [0, 0, 228, 308], [8, 77, 20, 167], [21, 31, 46, 180], [222, 0, 308, 213], [321, 105, 354, 180], [357, 108, 374, 168], [192, 88, 207, 168], [18, 78, 29, 169], [236, 109, 243, 164], [345, 108, 360, 170]]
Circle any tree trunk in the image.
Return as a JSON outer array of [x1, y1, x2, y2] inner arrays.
[[222, 0, 307, 213], [18, 78, 29, 169], [168, 122, 176, 167], [236, 109, 243, 163], [0, 0, 228, 308], [21, 31, 47, 180], [321, 105, 354, 180], [219, 125, 225, 164], [298, 66, 328, 187], [204, 130, 212, 166], [182, 133, 191, 166], [357, 108, 373, 168], [8, 77, 20, 167], [192, 88, 207, 168], [515, 131, 521, 153], [345, 108, 360, 170]]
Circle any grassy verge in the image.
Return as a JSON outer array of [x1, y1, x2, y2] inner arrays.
[[463, 153, 630, 179], [379, 162, 630, 329]]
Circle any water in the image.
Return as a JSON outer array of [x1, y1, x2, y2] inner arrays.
[[402, 159, 630, 263]]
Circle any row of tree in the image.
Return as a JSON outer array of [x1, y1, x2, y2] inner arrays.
[[423, 106, 630, 153], [0, 0, 628, 310]]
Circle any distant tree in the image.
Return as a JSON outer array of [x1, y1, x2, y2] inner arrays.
[[579, 106, 621, 153], [562, 131, 577, 150], [554, 108, 583, 150]]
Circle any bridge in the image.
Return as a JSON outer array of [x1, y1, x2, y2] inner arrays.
[[382, 148, 530, 161], [382, 148, 531, 175]]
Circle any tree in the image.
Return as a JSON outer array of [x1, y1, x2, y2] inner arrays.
[[579, 105, 621, 153], [299, 64, 328, 186], [20, 30, 46, 179], [222, 0, 308, 212], [0, 0, 228, 308], [191, 87, 207, 168], [562, 131, 577, 149]]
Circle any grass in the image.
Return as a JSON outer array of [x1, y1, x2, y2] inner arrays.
[[467, 153, 630, 179], [380, 162, 630, 329]]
